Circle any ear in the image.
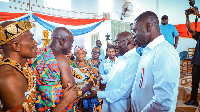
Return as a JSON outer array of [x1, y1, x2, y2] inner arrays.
[[59, 38, 66, 46], [146, 22, 151, 32], [11, 42, 20, 52], [126, 39, 131, 46]]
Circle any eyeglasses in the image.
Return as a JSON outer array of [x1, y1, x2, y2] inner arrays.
[[113, 39, 128, 45], [92, 51, 100, 54]]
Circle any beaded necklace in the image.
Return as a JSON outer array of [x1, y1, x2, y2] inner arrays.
[[75, 60, 87, 68], [0, 58, 28, 79], [0, 58, 36, 111]]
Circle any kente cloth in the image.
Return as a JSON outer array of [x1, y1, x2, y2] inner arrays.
[[0, 60, 36, 112], [0, 100, 32, 112], [28, 46, 78, 112], [71, 60, 102, 112], [0, 54, 2, 61]]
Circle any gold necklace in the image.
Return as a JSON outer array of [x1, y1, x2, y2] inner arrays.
[[0, 58, 28, 79]]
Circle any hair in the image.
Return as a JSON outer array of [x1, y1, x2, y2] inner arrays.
[[92, 46, 100, 51], [96, 40, 101, 43], [105, 45, 115, 59], [130, 23, 133, 26], [106, 45, 115, 52], [135, 11, 160, 31]]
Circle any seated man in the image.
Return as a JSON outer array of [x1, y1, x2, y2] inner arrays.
[[28, 27, 91, 111], [86, 31, 140, 112], [0, 21, 78, 112]]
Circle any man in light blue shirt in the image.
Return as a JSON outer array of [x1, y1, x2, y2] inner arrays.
[[159, 15, 179, 49], [99, 45, 116, 75], [96, 40, 105, 60], [131, 11, 180, 112], [86, 32, 140, 112]]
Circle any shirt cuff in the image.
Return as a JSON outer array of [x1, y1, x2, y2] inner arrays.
[[97, 91, 106, 99]]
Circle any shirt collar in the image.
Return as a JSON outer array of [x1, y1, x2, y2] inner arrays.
[[106, 57, 116, 62], [161, 24, 169, 27], [146, 35, 165, 51], [123, 48, 137, 58]]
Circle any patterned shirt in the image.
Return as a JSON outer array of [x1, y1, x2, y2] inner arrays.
[[29, 46, 78, 112], [88, 58, 102, 69], [70, 60, 102, 112]]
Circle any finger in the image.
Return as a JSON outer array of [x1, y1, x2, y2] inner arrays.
[[71, 85, 78, 91], [85, 95, 91, 99], [64, 83, 71, 92]]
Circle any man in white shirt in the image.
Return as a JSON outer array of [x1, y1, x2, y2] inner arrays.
[[86, 31, 140, 112], [131, 11, 180, 112]]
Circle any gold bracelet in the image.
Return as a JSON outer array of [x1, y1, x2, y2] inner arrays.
[[77, 90, 82, 97], [81, 92, 88, 98]]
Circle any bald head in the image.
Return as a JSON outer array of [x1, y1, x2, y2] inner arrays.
[[133, 11, 161, 47], [52, 27, 73, 40], [117, 31, 133, 40], [114, 31, 136, 56], [135, 11, 160, 31], [50, 27, 74, 55]]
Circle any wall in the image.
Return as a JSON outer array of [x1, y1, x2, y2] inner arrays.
[[1, 0, 199, 54], [120, 0, 200, 53]]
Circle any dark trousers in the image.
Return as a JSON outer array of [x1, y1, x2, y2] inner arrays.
[[191, 64, 200, 100]]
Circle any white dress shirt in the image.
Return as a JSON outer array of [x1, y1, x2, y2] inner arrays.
[[99, 57, 116, 75], [97, 48, 140, 112], [131, 35, 180, 112], [99, 47, 105, 60]]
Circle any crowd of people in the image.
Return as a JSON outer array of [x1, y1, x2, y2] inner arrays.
[[0, 6, 199, 112]]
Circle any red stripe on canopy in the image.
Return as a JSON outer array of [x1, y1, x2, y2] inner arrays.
[[175, 22, 200, 38], [0, 12, 28, 22], [33, 13, 105, 26]]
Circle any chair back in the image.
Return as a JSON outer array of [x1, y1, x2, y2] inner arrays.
[[187, 48, 195, 58], [179, 51, 188, 60]]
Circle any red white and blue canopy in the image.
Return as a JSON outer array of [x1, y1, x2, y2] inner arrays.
[[0, 12, 105, 36], [1, 12, 199, 38]]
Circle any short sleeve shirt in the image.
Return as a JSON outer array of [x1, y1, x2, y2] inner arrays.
[[159, 24, 179, 45]]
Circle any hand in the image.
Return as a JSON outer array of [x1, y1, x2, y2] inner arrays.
[[88, 67, 99, 74], [62, 83, 79, 105], [174, 45, 177, 49], [85, 90, 97, 99], [97, 75, 103, 81], [191, 7, 199, 16], [86, 81, 93, 89]]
